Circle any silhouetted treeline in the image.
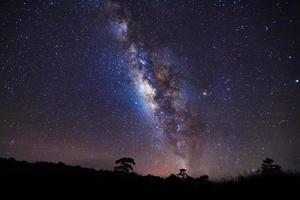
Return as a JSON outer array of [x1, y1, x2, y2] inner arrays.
[[0, 157, 299, 196]]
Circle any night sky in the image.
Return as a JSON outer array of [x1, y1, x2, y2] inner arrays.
[[0, 0, 299, 177]]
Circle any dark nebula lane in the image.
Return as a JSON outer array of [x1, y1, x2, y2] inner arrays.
[[0, 0, 299, 177]]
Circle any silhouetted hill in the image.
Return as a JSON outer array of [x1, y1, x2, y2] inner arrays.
[[0, 157, 299, 197]]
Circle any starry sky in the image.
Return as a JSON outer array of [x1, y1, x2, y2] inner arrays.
[[0, 0, 299, 177]]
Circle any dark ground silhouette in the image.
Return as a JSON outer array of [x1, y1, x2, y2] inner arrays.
[[0, 157, 299, 197]]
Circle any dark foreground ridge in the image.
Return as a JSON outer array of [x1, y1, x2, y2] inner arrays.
[[1, 157, 299, 196]]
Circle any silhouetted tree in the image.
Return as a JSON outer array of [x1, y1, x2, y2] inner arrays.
[[114, 157, 136, 173], [261, 158, 282, 175], [177, 168, 189, 179]]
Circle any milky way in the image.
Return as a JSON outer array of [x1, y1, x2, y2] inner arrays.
[[106, 1, 205, 171]]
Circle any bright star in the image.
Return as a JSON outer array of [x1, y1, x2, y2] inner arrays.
[[139, 58, 147, 65]]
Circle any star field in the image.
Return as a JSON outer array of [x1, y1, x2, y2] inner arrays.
[[0, 0, 299, 177]]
